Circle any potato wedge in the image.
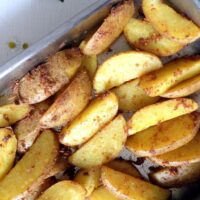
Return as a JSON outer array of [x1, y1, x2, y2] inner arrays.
[[161, 74, 200, 98], [40, 69, 92, 128], [18, 48, 83, 104], [94, 51, 162, 93], [101, 166, 170, 200], [150, 131, 200, 166], [126, 113, 200, 156], [82, 0, 134, 55], [38, 180, 85, 200], [59, 92, 118, 146], [127, 98, 198, 135], [0, 130, 59, 200], [69, 115, 127, 168], [142, 0, 200, 43], [0, 128, 17, 180], [0, 93, 16, 106], [139, 57, 200, 97], [0, 104, 31, 128], [124, 18, 184, 56], [112, 79, 160, 112]]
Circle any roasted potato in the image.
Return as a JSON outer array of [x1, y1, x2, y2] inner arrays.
[[59, 92, 118, 146], [142, 0, 200, 43], [18, 48, 83, 104], [40, 69, 92, 128], [101, 166, 170, 200], [0, 93, 16, 106], [126, 113, 200, 156], [94, 51, 162, 93], [69, 115, 127, 168], [82, 0, 134, 55], [139, 57, 200, 97], [127, 98, 198, 135], [112, 78, 160, 112], [124, 18, 184, 56]]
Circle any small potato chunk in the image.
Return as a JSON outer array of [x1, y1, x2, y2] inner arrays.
[[37, 181, 85, 200], [139, 57, 200, 97], [0, 128, 17, 180], [0, 130, 59, 200], [124, 18, 184, 56], [112, 79, 160, 112], [0, 104, 31, 128], [127, 98, 198, 135], [94, 51, 162, 93], [69, 115, 127, 168], [18, 48, 83, 104], [142, 0, 200, 43], [82, 0, 134, 55], [101, 166, 170, 200], [59, 92, 118, 146], [126, 113, 200, 156], [40, 69, 92, 128]]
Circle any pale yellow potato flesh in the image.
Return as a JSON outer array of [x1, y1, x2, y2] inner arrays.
[[40, 69, 92, 128], [94, 51, 162, 93], [124, 18, 184, 56], [0, 130, 59, 200], [112, 79, 160, 112], [126, 113, 200, 156], [127, 98, 198, 135], [37, 181, 85, 200], [69, 115, 127, 168], [0, 104, 31, 127], [82, 0, 134, 55], [139, 57, 200, 97], [59, 92, 118, 146], [161, 74, 200, 98], [142, 0, 200, 43], [0, 128, 17, 180], [101, 166, 170, 200]]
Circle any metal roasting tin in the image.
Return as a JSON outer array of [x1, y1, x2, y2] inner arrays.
[[1, 0, 200, 199]]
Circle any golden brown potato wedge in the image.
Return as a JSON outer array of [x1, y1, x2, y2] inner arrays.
[[94, 51, 162, 93], [142, 0, 200, 43], [139, 57, 200, 97], [124, 18, 184, 56], [0, 93, 16, 106], [126, 113, 200, 156], [127, 98, 198, 135], [18, 48, 83, 104], [101, 166, 170, 200], [82, 0, 134, 55], [69, 115, 127, 168], [40, 69, 92, 128], [0, 130, 59, 200], [112, 79, 160, 112], [59, 92, 118, 146]]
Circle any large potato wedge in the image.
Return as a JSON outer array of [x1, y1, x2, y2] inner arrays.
[[124, 18, 184, 56], [0, 128, 17, 180], [82, 0, 134, 55], [161, 74, 200, 98], [0, 130, 59, 200], [0, 104, 31, 127], [18, 48, 83, 104], [38, 180, 85, 200], [40, 69, 92, 128], [139, 57, 200, 97], [126, 113, 200, 156], [150, 131, 200, 166], [94, 51, 162, 93], [142, 0, 200, 43], [59, 92, 118, 146], [69, 115, 127, 168], [101, 166, 170, 200], [112, 79, 160, 112], [127, 98, 198, 135]]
